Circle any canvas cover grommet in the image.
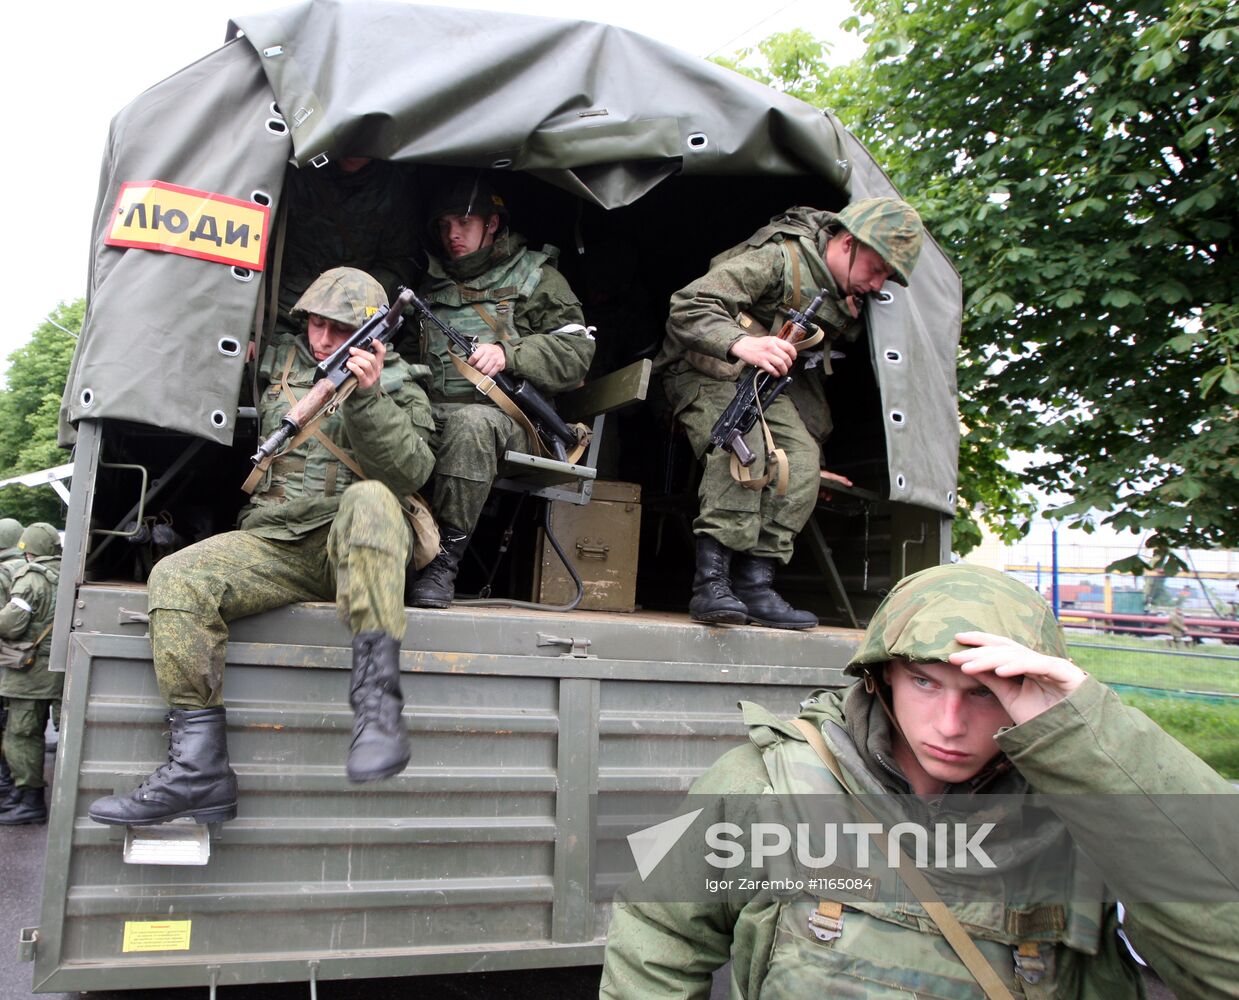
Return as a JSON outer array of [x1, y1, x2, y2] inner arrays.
[[80, 388, 95, 408]]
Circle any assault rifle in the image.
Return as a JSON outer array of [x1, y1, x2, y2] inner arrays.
[[708, 290, 829, 468], [405, 289, 580, 462], [251, 287, 415, 466]]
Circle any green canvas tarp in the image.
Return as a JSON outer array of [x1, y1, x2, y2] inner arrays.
[[62, 0, 960, 516]]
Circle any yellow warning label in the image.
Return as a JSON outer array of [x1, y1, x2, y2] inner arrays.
[[105, 180, 269, 270], [122, 919, 192, 953]]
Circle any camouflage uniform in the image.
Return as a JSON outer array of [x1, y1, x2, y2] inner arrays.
[[275, 159, 419, 330], [0, 517, 23, 790], [147, 271, 436, 709], [0, 525, 61, 794], [415, 230, 593, 533], [600, 565, 1239, 998], [657, 201, 919, 561]]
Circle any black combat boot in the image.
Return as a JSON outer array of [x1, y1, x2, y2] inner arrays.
[[688, 536, 748, 625], [408, 526, 470, 609], [731, 554, 818, 630], [347, 631, 411, 783], [0, 756, 13, 796], [0, 786, 47, 825], [87, 707, 238, 826]]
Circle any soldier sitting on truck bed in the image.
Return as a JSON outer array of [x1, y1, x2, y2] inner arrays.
[[89, 268, 437, 827], [404, 174, 595, 608], [655, 198, 923, 630]]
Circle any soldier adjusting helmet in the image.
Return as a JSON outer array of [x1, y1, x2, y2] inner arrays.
[[844, 563, 1069, 680], [836, 197, 924, 286], [292, 267, 388, 329], [18, 521, 61, 558], [0, 518, 23, 550]]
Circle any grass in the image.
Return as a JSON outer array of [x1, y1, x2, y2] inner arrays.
[[1065, 632, 1239, 695], [1114, 691, 1239, 780]]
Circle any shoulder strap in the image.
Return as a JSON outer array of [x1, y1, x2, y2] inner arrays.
[[790, 719, 1016, 1000]]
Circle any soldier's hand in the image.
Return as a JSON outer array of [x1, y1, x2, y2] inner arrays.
[[729, 335, 797, 376], [469, 342, 507, 377], [949, 631, 1086, 726], [347, 339, 386, 391]]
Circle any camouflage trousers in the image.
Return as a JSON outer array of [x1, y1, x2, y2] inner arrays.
[[427, 402, 533, 533], [667, 370, 820, 564], [147, 481, 413, 709], [2, 697, 59, 788]]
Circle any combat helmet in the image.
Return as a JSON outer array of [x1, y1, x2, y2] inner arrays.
[[292, 267, 388, 329], [836, 197, 924, 286], [17, 522, 61, 558], [428, 174, 508, 232], [844, 563, 1069, 680], [0, 518, 23, 551]]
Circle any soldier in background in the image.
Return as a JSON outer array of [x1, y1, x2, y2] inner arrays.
[[0, 523, 61, 825], [88, 268, 437, 827], [656, 199, 923, 630], [0, 517, 25, 798], [406, 174, 595, 608]]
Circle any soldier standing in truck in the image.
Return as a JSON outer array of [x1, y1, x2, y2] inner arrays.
[[656, 199, 923, 630], [406, 174, 595, 608], [88, 267, 437, 827]]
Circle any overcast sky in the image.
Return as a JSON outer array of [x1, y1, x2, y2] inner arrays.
[[0, 0, 860, 368]]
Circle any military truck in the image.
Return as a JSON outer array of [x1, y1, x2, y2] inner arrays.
[[27, 1, 961, 993]]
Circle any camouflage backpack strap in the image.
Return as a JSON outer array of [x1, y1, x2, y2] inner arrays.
[[784, 241, 803, 313], [790, 717, 1017, 1000], [470, 301, 514, 341], [241, 348, 363, 494]]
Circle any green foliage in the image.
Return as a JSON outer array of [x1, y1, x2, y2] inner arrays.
[[0, 301, 80, 524], [723, 2, 1239, 563]]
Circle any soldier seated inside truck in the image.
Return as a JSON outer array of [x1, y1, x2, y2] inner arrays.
[[88, 267, 437, 827], [404, 173, 596, 609]]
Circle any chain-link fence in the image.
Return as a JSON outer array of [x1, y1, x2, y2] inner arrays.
[[1061, 627, 1239, 779]]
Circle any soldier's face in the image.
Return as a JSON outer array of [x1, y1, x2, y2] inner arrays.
[[438, 212, 498, 259], [884, 659, 1013, 794], [828, 235, 895, 296], [306, 314, 358, 362]]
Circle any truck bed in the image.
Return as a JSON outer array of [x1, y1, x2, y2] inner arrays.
[[32, 584, 858, 993]]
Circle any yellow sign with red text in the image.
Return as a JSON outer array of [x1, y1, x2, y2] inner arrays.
[[121, 919, 192, 953], [105, 181, 269, 270]]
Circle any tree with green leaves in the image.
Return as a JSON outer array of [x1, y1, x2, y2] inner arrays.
[[720, 2, 1238, 572], [0, 301, 81, 525]]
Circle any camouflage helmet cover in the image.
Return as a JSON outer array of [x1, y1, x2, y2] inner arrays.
[[18, 521, 61, 558], [292, 267, 388, 328], [0, 517, 23, 550], [836, 197, 924, 286], [844, 563, 1069, 677]]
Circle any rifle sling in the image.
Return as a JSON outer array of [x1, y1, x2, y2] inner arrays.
[[790, 718, 1017, 1000], [725, 322, 825, 496], [448, 352, 587, 466], [241, 350, 364, 494]]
